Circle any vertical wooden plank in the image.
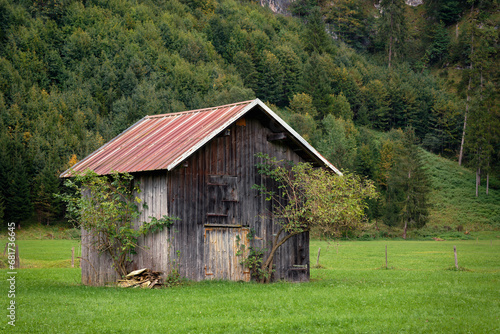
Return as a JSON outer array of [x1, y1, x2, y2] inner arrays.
[[224, 227, 229, 280], [224, 133, 230, 175], [221, 228, 226, 279], [152, 173, 159, 272], [167, 173, 174, 276], [134, 174, 142, 271], [170, 171, 177, 276], [215, 228, 220, 279], [173, 171, 180, 277], [195, 150, 201, 281], [235, 120, 243, 227], [141, 174, 148, 271], [204, 228, 209, 279], [181, 167, 188, 279], [81, 228, 88, 284], [197, 149, 205, 280], [144, 174, 152, 270], [161, 173, 169, 274], [157, 173, 163, 273], [184, 164, 192, 279]]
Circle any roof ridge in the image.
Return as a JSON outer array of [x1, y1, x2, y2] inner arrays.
[[145, 99, 256, 119]]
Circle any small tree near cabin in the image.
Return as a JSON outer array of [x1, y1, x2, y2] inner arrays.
[[251, 154, 377, 283], [59, 170, 176, 278]]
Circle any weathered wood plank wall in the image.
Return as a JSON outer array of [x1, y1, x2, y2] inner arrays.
[[81, 229, 121, 285], [132, 172, 170, 274], [81, 172, 170, 286]]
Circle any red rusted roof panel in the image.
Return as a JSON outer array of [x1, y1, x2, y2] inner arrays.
[[60, 99, 341, 178], [61, 101, 255, 177]]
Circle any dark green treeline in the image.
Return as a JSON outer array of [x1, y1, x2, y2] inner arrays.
[[0, 0, 497, 233]]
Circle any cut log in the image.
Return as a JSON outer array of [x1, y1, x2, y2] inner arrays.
[[119, 268, 164, 288], [126, 268, 147, 278]]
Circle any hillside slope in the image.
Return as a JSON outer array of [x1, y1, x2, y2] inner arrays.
[[422, 150, 500, 230]]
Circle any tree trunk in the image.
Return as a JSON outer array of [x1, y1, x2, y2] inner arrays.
[[459, 77, 471, 166], [403, 220, 407, 240], [476, 166, 481, 198], [459, 28, 474, 166], [261, 229, 298, 283], [388, 35, 393, 69], [486, 171, 489, 195]]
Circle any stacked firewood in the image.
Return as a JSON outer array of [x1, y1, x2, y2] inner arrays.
[[118, 268, 163, 288]]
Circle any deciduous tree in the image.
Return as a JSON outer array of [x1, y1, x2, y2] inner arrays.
[[251, 154, 377, 282]]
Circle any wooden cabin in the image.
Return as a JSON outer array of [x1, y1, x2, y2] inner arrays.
[[61, 99, 340, 286]]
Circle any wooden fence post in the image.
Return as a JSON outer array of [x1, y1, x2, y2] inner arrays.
[[3, 242, 7, 256], [71, 247, 75, 268], [454, 246, 458, 270], [316, 248, 321, 267], [385, 245, 388, 269]]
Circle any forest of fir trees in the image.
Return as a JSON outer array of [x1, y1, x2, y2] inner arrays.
[[0, 0, 498, 236]]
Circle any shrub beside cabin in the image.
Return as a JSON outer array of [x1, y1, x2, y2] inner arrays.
[[61, 99, 340, 286]]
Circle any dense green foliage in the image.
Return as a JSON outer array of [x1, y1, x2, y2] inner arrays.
[[0, 0, 497, 233], [1, 239, 499, 332]]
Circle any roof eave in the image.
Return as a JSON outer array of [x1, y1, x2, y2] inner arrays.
[[254, 100, 343, 176], [59, 117, 148, 178]]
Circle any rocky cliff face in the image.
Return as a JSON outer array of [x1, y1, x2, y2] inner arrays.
[[259, 0, 292, 15], [405, 0, 423, 6], [260, 0, 423, 15]]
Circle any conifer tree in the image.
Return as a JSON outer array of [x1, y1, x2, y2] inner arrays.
[[300, 53, 335, 117], [325, 0, 373, 50], [379, 0, 407, 68], [0, 140, 10, 209], [33, 163, 61, 224], [275, 46, 302, 105], [304, 6, 331, 54], [385, 128, 430, 238], [257, 50, 284, 105], [461, 6, 499, 195], [0, 194, 4, 226], [6, 156, 33, 224], [234, 51, 259, 93]]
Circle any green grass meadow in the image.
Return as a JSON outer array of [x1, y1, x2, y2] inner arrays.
[[1, 238, 499, 333], [0, 240, 81, 269]]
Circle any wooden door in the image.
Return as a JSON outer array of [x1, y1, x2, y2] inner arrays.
[[204, 227, 250, 281]]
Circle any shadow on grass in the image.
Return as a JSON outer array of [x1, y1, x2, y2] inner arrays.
[[446, 266, 472, 272]]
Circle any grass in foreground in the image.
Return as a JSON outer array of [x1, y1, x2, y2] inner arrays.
[[1, 239, 499, 333]]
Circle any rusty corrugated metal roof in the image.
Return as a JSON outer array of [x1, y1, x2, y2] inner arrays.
[[60, 99, 341, 177]]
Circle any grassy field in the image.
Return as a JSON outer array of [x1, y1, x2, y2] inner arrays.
[[0, 240, 81, 269], [1, 238, 499, 333]]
